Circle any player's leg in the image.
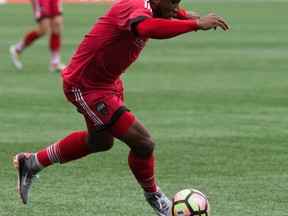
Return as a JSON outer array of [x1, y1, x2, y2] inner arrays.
[[86, 124, 114, 153], [10, 0, 50, 70], [109, 114, 171, 216], [9, 19, 49, 70], [63, 81, 171, 214], [13, 82, 117, 204], [13, 130, 88, 204], [13, 127, 115, 204], [49, 0, 65, 72]]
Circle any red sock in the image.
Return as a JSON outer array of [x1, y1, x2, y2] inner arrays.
[[128, 150, 157, 193], [36, 131, 89, 167], [50, 33, 61, 52], [22, 30, 40, 49]]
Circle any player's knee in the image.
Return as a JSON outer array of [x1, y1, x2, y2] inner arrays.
[[135, 137, 155, 157], [37, 27, 49, 35], [37, 20, 50, 35], [145, 138, 155, 156]]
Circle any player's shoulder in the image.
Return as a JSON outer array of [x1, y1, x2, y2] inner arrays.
[[111, 0, 153, 19], [116, 0, 152, 11]]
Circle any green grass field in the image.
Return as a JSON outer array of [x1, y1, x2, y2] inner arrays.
[[0, 0, 288, 215]]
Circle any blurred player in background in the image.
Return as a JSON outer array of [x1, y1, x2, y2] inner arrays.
[[9, 0, 65, 72], [13, 0, 229, 215]]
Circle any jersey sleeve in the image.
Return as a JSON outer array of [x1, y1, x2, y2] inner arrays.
[[117, 0, 153, 32], [135, 18, 198, 39]]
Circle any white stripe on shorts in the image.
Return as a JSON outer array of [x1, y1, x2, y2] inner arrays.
[[72, 87, 103, 126]]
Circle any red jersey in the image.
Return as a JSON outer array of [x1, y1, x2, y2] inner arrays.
[[62, 0, 153, 90]]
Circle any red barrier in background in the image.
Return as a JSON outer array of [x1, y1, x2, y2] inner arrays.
[[2, 0, 116, 4]]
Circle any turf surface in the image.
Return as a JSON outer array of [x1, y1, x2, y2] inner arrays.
[[0, 0, 287, 215]]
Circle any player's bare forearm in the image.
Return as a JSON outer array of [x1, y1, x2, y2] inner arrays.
[[186, 11, 200, 20], [197, 13, 230, 31]]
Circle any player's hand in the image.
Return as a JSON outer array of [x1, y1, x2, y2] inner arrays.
[[185, 11, 200, 20], [197, 13, 230, 31]]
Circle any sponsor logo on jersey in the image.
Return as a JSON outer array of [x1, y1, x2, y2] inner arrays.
[[133, 37, 147, 49]]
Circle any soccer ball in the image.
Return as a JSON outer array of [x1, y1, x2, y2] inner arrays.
[[171, 189, 210, 216]]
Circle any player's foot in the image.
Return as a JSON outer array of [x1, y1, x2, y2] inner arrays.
[[144, 187, 171, 216], [9, 45, 23, 70], [13, 153, 38, 204], [49, 62, 66, 72]]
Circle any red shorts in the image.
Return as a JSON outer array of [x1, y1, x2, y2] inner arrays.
[[32, 0, 63, 21], [63, 81, 135, 137]]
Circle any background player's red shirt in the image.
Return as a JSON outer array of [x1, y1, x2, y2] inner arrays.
[[62, 0, 153, 90]]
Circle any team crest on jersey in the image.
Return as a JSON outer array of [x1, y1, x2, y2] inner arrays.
[[96, 102, 109, 116]]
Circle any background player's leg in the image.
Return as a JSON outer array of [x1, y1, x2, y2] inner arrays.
[[49, 15, 65, 72], [10, 19, 50, 70]]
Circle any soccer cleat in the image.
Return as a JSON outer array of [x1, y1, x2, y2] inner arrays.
[[9, 45, 23, 70], [13, 153, 38, 204], [49, 62, 66, 72], [144, 187, 172, 216]]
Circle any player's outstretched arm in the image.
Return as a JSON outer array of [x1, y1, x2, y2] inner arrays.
[[197, 13, 230, 31], [134, 14, 229, 39]]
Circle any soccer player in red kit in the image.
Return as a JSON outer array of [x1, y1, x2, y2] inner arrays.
[[13, 0, 229, 215], [9, 0, 65, 72]]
